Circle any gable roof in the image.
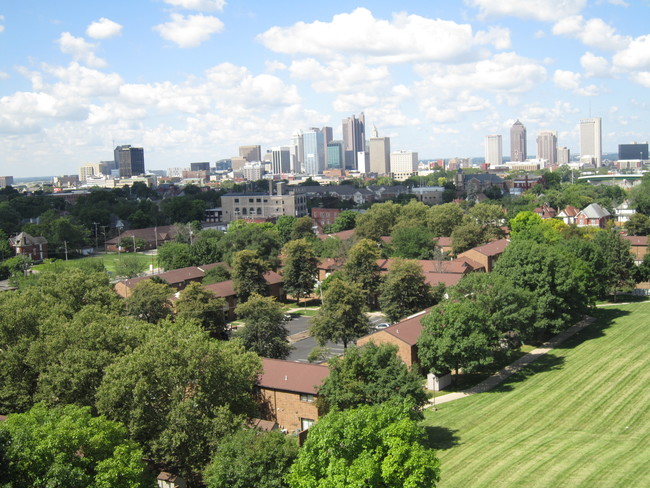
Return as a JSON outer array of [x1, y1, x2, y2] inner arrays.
[[380, 310, 428, 346], [316, 229, 356, 241], [459, 238, 509, 257], [9, 232, 47, 246], [106, 225, 176, 245], [623, 235, 648, 246], [117, 262, 229, 289], [580, 203, 611, 219], [258, 358, 329, 395], [425, 272, 464, 288], [558, 205, 580, 217]]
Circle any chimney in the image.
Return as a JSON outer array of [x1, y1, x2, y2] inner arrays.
[[277, 182, 284, 196]]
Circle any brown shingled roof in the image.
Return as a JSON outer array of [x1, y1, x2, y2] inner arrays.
[[259, 358, 329, 395], [425, 272, 464, 288], [383, 310, 428, 346], [623, 235, 648, 246], [463, 238, 509, 257]]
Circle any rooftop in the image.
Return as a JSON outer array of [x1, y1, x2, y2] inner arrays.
[[258, 358, 329, 395]]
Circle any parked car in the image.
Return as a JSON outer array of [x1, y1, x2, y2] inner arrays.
[[373, 322, 390, 330]]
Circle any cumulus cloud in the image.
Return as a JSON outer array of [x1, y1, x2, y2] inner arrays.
[[553, 69, 599, 95], [258, 8, 476, 63], [86, 18, 122, 39], [613, 34, 650, 70], [580, 52, 610, 77], [0, 15, 4, 33], [56, 32, 107, 68], [0, 72, 9, 79], [162, 0, 226, 11], [154, 13, 224, 48], [474, 26, 511, 49], [552, 16, 629, 51], [465, 0, 586, 22], [288, 58, 390, 93]]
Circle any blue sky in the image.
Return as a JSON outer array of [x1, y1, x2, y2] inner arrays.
[[1, 0, 650, 177]]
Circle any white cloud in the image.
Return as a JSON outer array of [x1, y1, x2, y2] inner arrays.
[[474, 26, 511, 49], [288, 58, 390, 93], [56, 32, 107, 68], [552, 16, 629, 51], [42, 62, 123, 98], [265, 60, 286, 72], [162, 0, 226, 11], [258, 8, 476, 63], [613, 34, 650, 70], [154, 13, 224, 48], [86, 18, 122, 39], [636, 72, 650, 88], [553, 69, 599, 95], [580, 52, 610, 77], [0, 15, 4, 33], [0, 72, 8, 80], [465, 0, 587, 22]]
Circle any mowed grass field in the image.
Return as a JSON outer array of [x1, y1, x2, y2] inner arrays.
[[422, 302, 650, 488], [33, 252, 157, 275]]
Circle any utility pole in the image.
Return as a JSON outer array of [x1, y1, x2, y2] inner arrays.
[[132, 235, 137, 253], [64, 241, 68, 262], [92, 222, 99, 251]]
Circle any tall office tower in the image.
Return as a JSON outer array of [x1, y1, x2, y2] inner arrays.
[[190, 162, 210, 172], [618, 142, 648, 160], [291, 130, 304, 173], [510, 119, 527, 162], [114, 145, 145, 177], [484, 135, 502, 165], [302, 128, 325, 175], [327, 141, 344, 169], [536, 131, 558, 167], [322, 126, 333, 168], [342, 112, 365, 170], [390, 150, 418, 181], [369, 125, 391, 175], [580, 117, 602, 167], [79, 163, 101, 181], [239, 145, 262, 162], [557, 146, 570, 165], [271, 146, 291, 174]]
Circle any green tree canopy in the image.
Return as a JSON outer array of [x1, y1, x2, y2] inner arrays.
[[355, 201, 401, 240], [0, 403, 154, 488], [126, 279, 173, 323], [378, 259, 436, 324], [426, 202, 465, 237], [625, 212, 650, 236], [234, 293, 292, 359], [175, 282, 228, 338], [286, 401, 440, 488], [450, 220, 486, 254], [232, 249, 269, 302], [343, 238, 382, 306], [204, 429, 298, 488], [157, 242, 194, 270], [115, 254, 148, 279], [389, 226, 436, 259], [291, 216, 315, 241], [281, 238, 318, 305], [310, 278, 370, 349], [202, 264, 232, 285], [328, 209, 357, 233], [317, 343, 428, 414]]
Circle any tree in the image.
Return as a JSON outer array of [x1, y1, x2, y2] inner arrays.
[[636, 252, 650, 282], [204, 429, 298, 488], [190, 230, 224, 265], [343, 238, 382, 306], [378, 259, 436, 323], [275, 215, 297, 245], [290, 216, 315, 241], [96, 319, 261, 481], [282, 239, 318, 305], [232, 250, 269, 302], [175, 282, 228, 338], [218, 223, 282, 266], [157, 242, 193, 270], [126, 279, 173, 323], [310, 278, 370, 349], [119, 237, 148, 252], [426, 202, 465, 237], [234, 293, 292, 359], [329, 210, 357, 232], [451, 221, 486, 254], [0, 403, 154, 488], [626, 212, 650, 236], [286, 401, 440, 488], [202, 264, 232, 285], [594, 229, 636, 299], [355, 201, 401, 240], [390, 226, 436, 259], [115, 255, 147, 278], [317, 343, 428, 414]]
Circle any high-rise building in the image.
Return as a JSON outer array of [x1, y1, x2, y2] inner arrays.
[[557, 146, 570, 165], [618, 142, 648, 161], [0, 176, 14, 188], [114, 145, 145, 178], [537, 131, 558, 167], [390, 150, 418, 181], [580, 117, 602, 167], [239, 145, 262, 163], [271, 146, 291, 174], [342, 112, 365, 170], [484, 135, 502, 166], [190, 162, 210, 172], [369, 125, 391, 175], [302, 128, 325, 175], [322, 126, 333, 168], [327, 141, 344, 169], [291, 130, 303, 173], [510, 119, 527, 162]]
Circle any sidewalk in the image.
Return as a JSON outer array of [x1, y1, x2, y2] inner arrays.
[[425, 316, 596, 408]]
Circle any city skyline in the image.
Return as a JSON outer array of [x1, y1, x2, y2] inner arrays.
[[1, 1, 650, 177]]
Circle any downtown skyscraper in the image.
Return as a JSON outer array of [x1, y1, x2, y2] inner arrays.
[[580, 117, 602, 167], [484, 135, 502, 166], [510, 120, 527, 162], [342, 112, 365, 170], [536, 131, 558, 167]]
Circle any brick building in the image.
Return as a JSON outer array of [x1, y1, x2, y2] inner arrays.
[[456, 238, 509, 272]]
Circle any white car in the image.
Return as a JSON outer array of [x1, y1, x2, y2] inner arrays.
[[373, 322, 390, 330]]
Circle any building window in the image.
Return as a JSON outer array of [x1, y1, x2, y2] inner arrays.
[[234, 198, 239, 203], [256, 198, 261, 203], [249, 198, 254, 203], [300, 418, 315, 430], [300, 393, 315, 403]]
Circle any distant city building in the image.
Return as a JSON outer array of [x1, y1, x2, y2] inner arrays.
[[303, 128, 325, 175], [557, 146, 570, 165], [327, 141, 344, 169], [215, 159, 232, 171], [221, 183, 308, 222], [167, 167, 188, 178], [342, 112, 365, 170], [390, 150, 418, 181], [510, 120, 527, 162], [485, 135, 503, 166], [536, 131, 558, 167], [243, 162, 264, 181], [53, 175, 79, 188], [231, 157, 247, 172], [357, 150, 369, 174], [239, 145, 262, 163], [114, 145, 145, 177], [291, 130, 304, 173], [0, 176, 14, 188], [190, 162, 210, 172], [580, 117, 602, 167], [618, 142, 648, 161], [271, 146, 291, 174], [369, 125, 391, 175], [411, 186, 445, 205], [79, 162, 110, 181], [322, 126, 333, 168]]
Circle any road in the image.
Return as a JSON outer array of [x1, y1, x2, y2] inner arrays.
[[284, 310, 387, 363]]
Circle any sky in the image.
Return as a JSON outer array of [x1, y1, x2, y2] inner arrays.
[[1, 0, 650, 177]]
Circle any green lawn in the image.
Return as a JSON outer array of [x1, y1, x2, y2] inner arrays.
[[422, 303, 650, 488], [33, 252, 158, 275]]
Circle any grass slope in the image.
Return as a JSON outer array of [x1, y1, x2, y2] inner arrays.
[[34, 253, 157, 274], [422, 303, 650, 488]]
